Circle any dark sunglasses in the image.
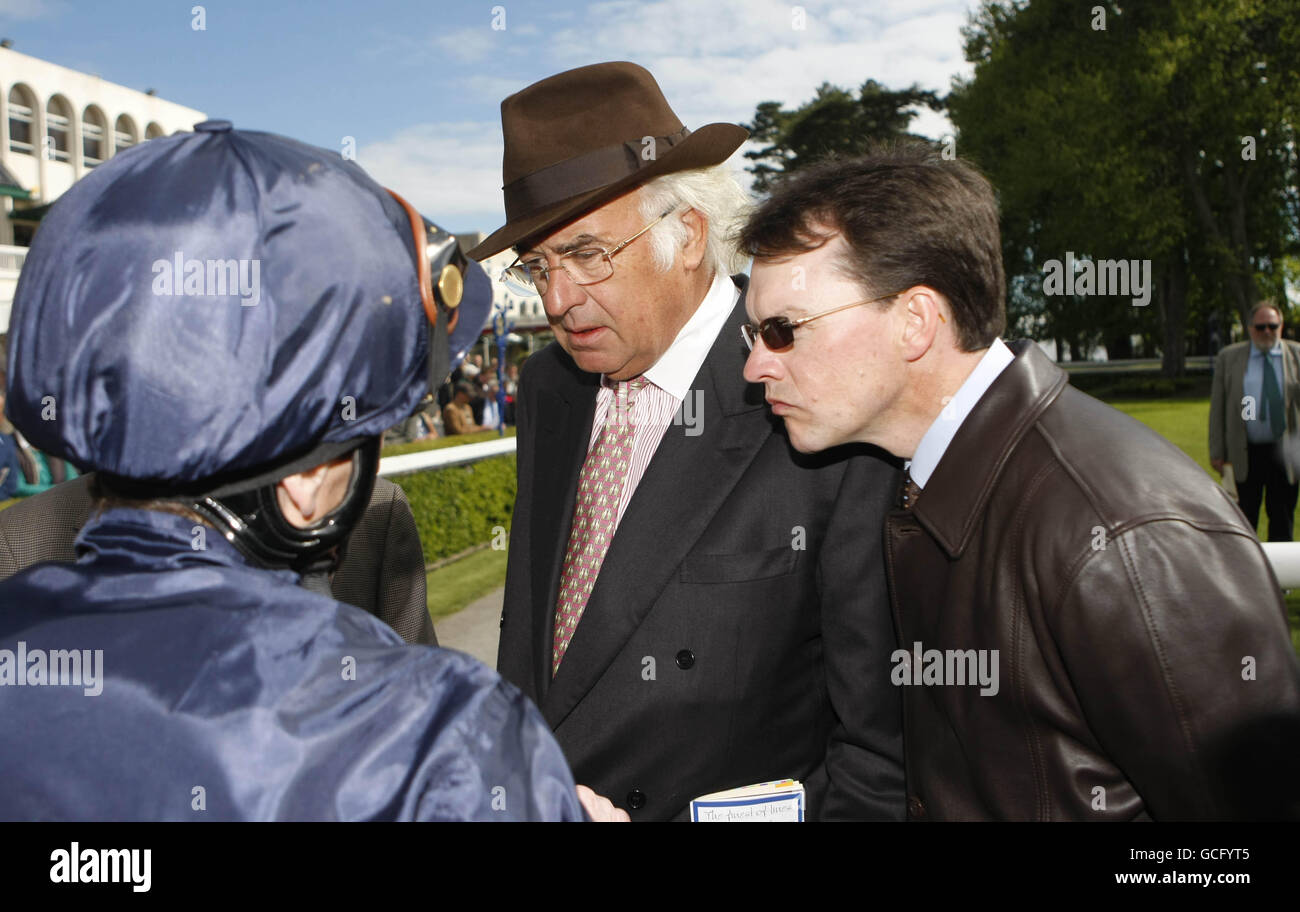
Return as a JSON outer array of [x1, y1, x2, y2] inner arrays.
[[1254, 323, 1280, 331], [741, 290, 912, 351]]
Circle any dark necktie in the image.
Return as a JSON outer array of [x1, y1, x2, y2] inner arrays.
[[1261, 354, 1286, 440]]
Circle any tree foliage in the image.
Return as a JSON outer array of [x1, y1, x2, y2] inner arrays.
[[950, 0, 1300, 374], [743, 80, 944, 194]]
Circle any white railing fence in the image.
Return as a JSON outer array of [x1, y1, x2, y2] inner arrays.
[[1260, 543, 1300, 590], [0, 244, 28, 331], [379, 435, 1300, 589], [377, 435, 516, 478]]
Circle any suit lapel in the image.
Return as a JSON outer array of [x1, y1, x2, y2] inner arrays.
[[1283, 342, 1299, 484], [1285, 342, 1299, 428], [1230, 346, 1247, 435], [541, 289, 775, 727], [529, 364, 598, 701]]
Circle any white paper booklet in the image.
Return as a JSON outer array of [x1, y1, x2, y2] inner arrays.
[[689, 779, 805, 822]]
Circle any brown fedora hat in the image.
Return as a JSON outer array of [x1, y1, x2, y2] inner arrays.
[[467, 61, 748, 261]]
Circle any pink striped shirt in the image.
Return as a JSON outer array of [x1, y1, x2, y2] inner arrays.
[[587, 272, 740, 529]]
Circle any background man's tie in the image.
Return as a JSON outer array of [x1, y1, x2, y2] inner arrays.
[[1262, 357, 1287, 440], [552, 376, 648, 675]]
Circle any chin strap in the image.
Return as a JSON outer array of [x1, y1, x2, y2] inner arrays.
[[188, 437, 380, 576]]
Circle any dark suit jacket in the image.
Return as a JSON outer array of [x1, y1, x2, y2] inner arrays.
[[0, 473, 435, 646], [500, 279, 905, 820]]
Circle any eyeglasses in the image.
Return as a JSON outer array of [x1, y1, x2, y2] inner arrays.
[[741, 290, 909, 352], [501, 208, 676, 296], [1254, 323, 1280, 331]]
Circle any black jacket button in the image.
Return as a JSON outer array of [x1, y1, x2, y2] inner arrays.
[[907, 796, 926, 819], [627, 789, 646, 810], [675, 649, 695, 669]]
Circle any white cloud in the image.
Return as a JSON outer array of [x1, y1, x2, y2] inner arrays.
[[431, 24, 511, 63], [356, 121, 506, 233], [354, 0, 981, 231], [540, 0, 978, 131], [0, 0, 60, 20], [461, 73, 531, 105]]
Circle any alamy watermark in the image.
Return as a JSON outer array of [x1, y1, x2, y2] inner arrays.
[[0, 641, 103, 696], [605, 388, 704, 436], [50, 843, 150, 892], [1042, 251, 1151, 306], [152, 251, 261, 306], [891, 641, 999, 696]]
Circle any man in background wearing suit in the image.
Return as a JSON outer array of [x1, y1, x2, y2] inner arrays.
[[1210, 301, 1300, 541], [469, 62, 905, 820]]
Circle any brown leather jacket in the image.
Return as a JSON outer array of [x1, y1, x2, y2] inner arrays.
[[885, 341, 1300, 820]]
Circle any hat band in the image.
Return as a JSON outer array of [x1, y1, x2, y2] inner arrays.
[[503, 126, 691, 220]]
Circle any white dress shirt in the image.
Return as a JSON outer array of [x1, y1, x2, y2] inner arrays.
[[908, 338, 1015, 488], [1243, 342, 1285, 444], [587, 271, 739, 528]]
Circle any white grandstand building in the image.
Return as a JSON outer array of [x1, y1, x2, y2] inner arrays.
[[0, 45, 206, 328]]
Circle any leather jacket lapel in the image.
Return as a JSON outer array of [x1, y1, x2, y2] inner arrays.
[[912, 341, 1068, 559]]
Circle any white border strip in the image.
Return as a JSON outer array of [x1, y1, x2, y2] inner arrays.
[[378, 436, 517, 477]]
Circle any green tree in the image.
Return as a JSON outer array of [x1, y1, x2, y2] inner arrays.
[[950, 0, 1299, 375], [744, 80, 944, 194]]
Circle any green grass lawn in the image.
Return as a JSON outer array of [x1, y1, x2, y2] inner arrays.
[[1109, 396, 1300, 654], [1108, 394, 1289, 538], [425, 546, 508, 623]]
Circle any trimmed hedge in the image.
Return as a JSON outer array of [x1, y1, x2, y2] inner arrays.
[[1065, 370, 1211, 400], [390, 454, 517, 564], [0, 439, 520, 566]]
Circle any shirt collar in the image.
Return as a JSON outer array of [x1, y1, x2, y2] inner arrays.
[[909, 338, 1016, 488], [1253, 342, 1282, 357], [600, 271, 738, 401]]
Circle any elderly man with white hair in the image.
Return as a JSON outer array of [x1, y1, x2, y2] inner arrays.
[[469, 62, 905, 821]]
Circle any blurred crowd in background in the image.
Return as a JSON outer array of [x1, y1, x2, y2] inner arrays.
[[385, 350, 521, 445], [0, 337, 81, 500]]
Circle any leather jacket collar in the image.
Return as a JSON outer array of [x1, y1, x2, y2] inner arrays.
[[912, 340, 1069, 559]]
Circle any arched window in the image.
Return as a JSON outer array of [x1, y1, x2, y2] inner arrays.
[[46, 95, 72, 162], [82, 105, 107, 166], [145, 122, 164, 140], [7, 84, 36, 154], [113, 114, 137, 154]]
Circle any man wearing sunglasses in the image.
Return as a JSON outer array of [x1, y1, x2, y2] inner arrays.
[[741, 145, 1300, 820], [470, 62, 905, 821], [0, 122, 586, 821], [1210, 302, 1300, 541]]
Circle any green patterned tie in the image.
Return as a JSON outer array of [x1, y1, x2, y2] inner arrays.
[[1262, 353, 1286, 440]]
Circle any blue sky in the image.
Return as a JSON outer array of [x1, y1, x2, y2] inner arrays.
[[0, 0, 981, 233]]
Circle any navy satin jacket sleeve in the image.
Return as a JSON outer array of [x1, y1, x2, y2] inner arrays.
[[0, 507, 582, 822]]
